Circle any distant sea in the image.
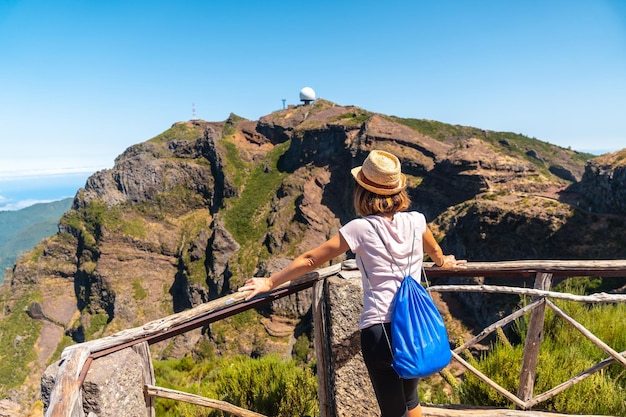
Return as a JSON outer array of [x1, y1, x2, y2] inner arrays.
[[0, 172, 93, 211]]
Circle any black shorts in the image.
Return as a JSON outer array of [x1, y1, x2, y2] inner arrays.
[[360, 322, 420, 417]]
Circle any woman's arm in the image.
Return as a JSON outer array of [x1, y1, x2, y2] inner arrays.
[[423, 226, 466, 269], [238, 232, 350, 300]]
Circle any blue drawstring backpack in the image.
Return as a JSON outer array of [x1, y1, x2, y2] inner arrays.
[[362, 219, 452, 379], [389, 272, 452, 379]]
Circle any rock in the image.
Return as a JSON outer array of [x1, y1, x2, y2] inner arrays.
[[42, 347, 150, 417], [325, 276, 379, 416], [26, 302, 45, 320], [87, 348, 148, 417], [570, 149, 626, 214], [0, 399, 20, 417], [207, 219, 241, 298]]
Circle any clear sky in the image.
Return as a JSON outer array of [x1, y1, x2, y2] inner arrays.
[[1, 0, 625, 209]]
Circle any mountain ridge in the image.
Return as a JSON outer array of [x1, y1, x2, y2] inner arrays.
[[1, 99, 625, 415], [0, 198, 73, 283]]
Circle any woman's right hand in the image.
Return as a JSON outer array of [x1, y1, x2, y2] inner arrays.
[[238, 277, 273, 300]]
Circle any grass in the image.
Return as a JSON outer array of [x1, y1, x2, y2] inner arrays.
[[332, 108, 372, 126], [0, 289, 42, 397], [222, 141, 291, 277], [132, 278, 148, 300], [149, 123, 204, 143], [220, 139, 250, 190], [84, 313, 110, 340], [388, 115, 594, 178], [455, 285, 626, 415], [223, 141, 290, 243]]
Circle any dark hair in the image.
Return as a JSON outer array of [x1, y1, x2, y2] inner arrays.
[[353, 183, 410, 217]]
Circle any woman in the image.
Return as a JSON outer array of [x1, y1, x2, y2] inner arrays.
[[239, 149, 466, 417]]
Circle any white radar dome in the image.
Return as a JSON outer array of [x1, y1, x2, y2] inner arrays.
[[299, 87, 316, 102]]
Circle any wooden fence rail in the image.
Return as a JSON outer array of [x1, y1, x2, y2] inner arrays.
[[44, 260, 626, 417]]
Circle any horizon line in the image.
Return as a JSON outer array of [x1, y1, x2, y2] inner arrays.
[[0, 166, 109, 182]]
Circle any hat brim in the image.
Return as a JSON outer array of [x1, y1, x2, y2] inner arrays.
[[351, 166, 407, 196]]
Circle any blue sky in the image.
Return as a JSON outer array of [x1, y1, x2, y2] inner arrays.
[[1, 0, 625, 210]]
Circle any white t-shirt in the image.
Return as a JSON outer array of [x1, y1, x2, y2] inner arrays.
[[339, 211, 427, 329]]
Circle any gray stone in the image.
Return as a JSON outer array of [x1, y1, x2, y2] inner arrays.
[[326, 275, 379, 416], [81, 348, 148, 417]]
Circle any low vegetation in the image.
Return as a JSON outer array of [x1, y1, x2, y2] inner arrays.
[[0, 289, 42, 397], [453, 280, 626, 415], [154, 354, 318, 417], [150, 123, 204, 144], [223, 141, 292, 278]]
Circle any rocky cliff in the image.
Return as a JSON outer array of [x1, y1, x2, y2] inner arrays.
[[1, 99, 625, 415], [569, 149, 626, 214]]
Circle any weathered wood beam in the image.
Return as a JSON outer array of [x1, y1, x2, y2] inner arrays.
[[451, 351, 526, 409], [546, 300, 626, 368], [60, 264, 341, 357], [526, 349, 626, 408], [312, 280, 332, 417], [131, 342, 155, 417], [429, 285, 626, 303], [424, 259, 626, 278], [422, 404, 615, 416], [454, 299, 543, 353], [518, 273, 552, 402], [45, 345, 90, 417], [145, 384, 266, 417]]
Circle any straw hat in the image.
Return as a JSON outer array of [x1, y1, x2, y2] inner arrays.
[[351, 150, 407, 195]]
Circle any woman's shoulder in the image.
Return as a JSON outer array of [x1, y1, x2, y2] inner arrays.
[[399, 210, 426, 221], [399, 211, 427, 229]]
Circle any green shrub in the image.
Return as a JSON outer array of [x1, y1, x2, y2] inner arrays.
[[292, 333, 311, 364], [154, 354, 318, 417], [132, 278, 147, 300], [84, 313, 110, 340], [455, 290, 626, 415]]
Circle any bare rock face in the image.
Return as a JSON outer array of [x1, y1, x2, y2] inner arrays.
[[570, 149, 626, 214], [82, 348, 149, 417], [207, 219, 241, 299], [0, 399, 20, 417]]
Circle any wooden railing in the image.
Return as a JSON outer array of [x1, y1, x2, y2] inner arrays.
[[44, 260, 626, 417]]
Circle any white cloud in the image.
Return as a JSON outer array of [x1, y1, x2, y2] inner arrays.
[[0, 165, 107, 181], [0, 198, 59, 212]]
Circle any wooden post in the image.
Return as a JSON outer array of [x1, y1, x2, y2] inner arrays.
[[312, 279, 332, 417], [517, 272, 552, 404], [131, 342, 156, 417], [45, 345, 91, 417]]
